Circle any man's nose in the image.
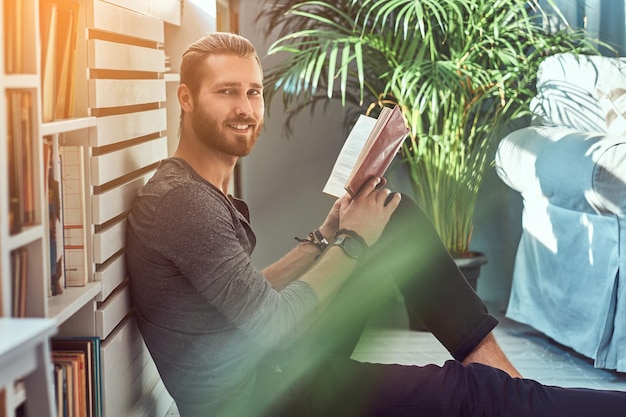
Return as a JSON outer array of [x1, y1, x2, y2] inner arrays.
[[235, 95, 254, 116]]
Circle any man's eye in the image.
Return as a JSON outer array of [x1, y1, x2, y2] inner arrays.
[[249, 90, 261, 96]]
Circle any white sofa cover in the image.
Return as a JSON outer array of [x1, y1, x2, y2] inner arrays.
[[495, 53, 626, 371]]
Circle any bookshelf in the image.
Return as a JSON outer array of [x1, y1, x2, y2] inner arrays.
[[1, 0, 182, 415], [0, 318, 57, 417]]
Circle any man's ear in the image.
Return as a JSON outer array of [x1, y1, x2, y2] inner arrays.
[[178, 84, 193, 112]]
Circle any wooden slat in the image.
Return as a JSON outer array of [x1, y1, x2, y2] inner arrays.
[[91, 136, 166, 186], [94, 253, 127, 302], [96, 284, 131, 339], [89, 0, 164, 42], [100, 0, 181, 26], [93, 108, 167, 147], [93, 218, 126, 264], [126, 376, 174, 417], [89, 79, 166, 109], [88, 39, 165, 72], [100, 317, 155, 416], [91, 171, 154, 225], [105, 352, 159, 417]]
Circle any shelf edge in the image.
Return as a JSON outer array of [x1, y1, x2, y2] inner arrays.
[[41, 116, 97, 136], [48, 281, 102, 324]]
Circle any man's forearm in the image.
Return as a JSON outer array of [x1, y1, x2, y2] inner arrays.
[[262, 241, 322, 290]]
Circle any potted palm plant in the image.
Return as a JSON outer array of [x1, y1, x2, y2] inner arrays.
[[257, 0, 594, 265]]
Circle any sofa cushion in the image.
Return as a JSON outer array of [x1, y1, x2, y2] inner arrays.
[[597, 87, 626, 135], [495, 126, 626, 216], [530, 53, 626, 133]]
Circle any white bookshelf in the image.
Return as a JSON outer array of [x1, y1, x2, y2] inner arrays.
[[0, 0, 99, 414], [0, 0, 182, 415]]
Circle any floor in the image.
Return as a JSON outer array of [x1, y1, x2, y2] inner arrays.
[[165, 301, 626, 416]]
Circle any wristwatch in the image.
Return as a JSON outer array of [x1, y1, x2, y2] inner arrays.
[[333, 234, 367, 260]]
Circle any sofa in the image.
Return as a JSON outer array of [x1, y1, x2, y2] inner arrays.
[[495, 53, 626, 372]]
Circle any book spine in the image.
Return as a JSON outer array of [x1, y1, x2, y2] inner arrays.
[[60, 145, 87, 287], [46, 135, 66, 296]]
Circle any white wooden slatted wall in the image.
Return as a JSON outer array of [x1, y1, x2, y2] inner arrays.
[[81, 1, 178, 415]]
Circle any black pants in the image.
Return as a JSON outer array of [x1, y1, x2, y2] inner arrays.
[[246, 197, 626, 417], [257, 356, 626, 417], [313, 195, 498, 360]]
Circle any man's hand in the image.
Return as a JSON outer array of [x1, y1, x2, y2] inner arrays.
[[318, 195, 345, 242], [338, 177, 401, 246]]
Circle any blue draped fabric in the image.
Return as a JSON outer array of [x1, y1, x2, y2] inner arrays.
[[541, 0, 626, 56]]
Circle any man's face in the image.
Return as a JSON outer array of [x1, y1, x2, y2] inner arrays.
[[189, 54, 264, 157]]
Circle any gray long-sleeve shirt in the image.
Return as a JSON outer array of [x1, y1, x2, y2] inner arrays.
[[126, 158, 318, 413]]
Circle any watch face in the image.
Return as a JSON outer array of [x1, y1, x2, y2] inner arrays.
[[336, 235, 365, 259]]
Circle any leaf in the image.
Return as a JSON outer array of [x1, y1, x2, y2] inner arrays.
[[354, 42, 364, 105], [327, 43, 339, 98]]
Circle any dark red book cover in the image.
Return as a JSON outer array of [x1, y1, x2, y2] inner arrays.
[[345, 106, 409, 196]]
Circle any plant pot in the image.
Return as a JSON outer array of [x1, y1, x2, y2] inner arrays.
[[407, 251, 487, 331], [454, 251, 488, 292]]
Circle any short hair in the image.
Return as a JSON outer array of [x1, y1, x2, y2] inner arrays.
[[180, 32, 262, 98]]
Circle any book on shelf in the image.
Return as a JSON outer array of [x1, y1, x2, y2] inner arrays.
[[53, 350, 87, 417], [41, 1, 58, 122], [323, 105, 409, 198], [40, 0, 81, 121], [46, 136, 66, 296], [7, 91, 36, 234], [52, 337, 102, 417], [0, 260, 3, 316], [0, 254, 3, 417], [20, 93, 35, 226], [0, 233, 3, 411], [10, 247, 28, 318], [60, 146, 87, 287], [7, 95, 18, 233], [3, 0, 23, 73], [54, 363, 69, 417]]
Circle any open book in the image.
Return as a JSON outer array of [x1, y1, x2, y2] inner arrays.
[[323, 105, 409, 198]]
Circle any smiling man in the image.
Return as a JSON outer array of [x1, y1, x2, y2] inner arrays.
[[126, 32, 626, 417], [178, 48, 264, 181]]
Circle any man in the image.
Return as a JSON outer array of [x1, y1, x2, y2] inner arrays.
[[126, 32, 626, 417]]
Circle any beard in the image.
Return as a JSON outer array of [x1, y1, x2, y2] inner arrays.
[[190, 105, 263, 157]]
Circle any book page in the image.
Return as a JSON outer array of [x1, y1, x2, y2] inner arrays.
[[350, 106, 391, 176], [323, 115, 377, 198]]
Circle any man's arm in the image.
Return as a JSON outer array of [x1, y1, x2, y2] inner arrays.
[[262, 178, 401, 292], [274, 179, 400, 305], [262, 241, 324, 290], [262, 197, 344, 290]]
